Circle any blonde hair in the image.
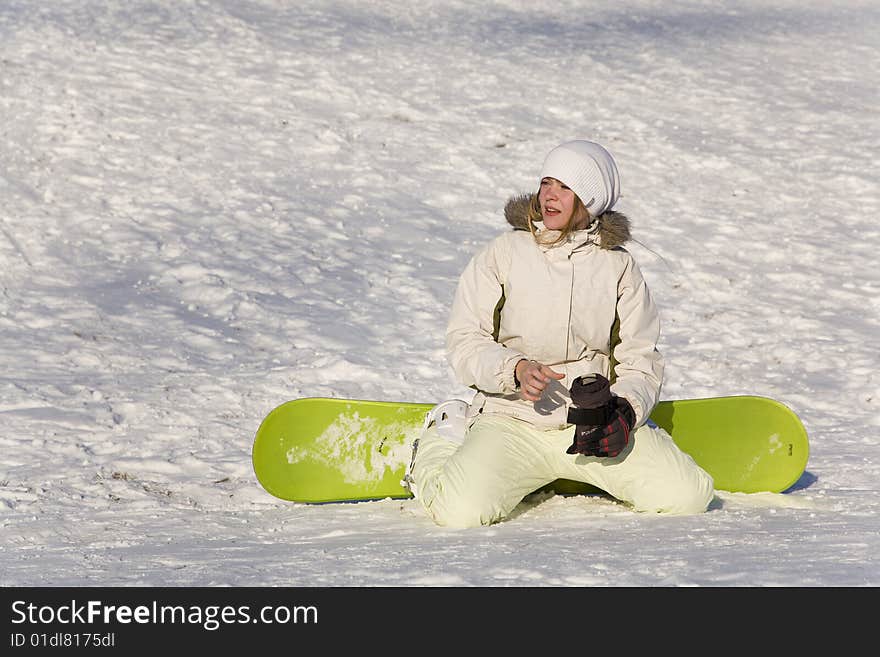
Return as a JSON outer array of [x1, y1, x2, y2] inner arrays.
[[526, 193, 591, 246]]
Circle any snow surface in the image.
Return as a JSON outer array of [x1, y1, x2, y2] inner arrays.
[[0, 0, 878, 587]]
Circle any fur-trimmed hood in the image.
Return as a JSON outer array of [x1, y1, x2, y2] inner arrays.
[[503, 193, 631, 249]]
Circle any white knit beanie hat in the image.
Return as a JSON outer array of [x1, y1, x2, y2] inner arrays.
[[540, 140, 621, 217]]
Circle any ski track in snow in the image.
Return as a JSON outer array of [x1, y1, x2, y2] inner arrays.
[[0, 0, 878, 586]]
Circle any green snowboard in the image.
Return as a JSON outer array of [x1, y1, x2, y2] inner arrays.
[[252, 396, 810, 503]]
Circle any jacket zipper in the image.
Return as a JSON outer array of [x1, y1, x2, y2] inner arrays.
[[565, 252, 574, 364]]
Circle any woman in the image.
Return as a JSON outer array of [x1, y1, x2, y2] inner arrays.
[[404, 140, 714, 528]]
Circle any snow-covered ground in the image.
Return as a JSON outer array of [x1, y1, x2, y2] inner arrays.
[[0, 0, 877, 587]]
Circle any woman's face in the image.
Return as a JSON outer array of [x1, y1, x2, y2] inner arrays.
[[538, 177, 587, 230]]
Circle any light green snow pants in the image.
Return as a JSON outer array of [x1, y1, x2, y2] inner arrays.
[[411, 413, 715, 528]]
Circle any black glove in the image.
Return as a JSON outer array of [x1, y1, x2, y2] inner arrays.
[[566, 374, 636, 458]]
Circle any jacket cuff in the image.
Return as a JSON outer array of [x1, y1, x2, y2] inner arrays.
[[502, 354, 528, 394]]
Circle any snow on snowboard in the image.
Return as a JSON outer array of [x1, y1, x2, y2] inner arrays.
[[252, 396, 809, 504]]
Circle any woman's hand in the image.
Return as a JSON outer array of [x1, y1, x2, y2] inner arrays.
[[515, 359, 565, 402]]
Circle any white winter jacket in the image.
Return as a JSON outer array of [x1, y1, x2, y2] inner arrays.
[[446, 195, 664, 430]]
